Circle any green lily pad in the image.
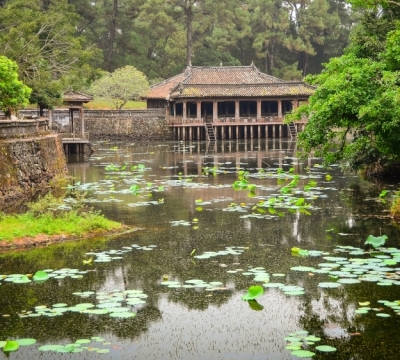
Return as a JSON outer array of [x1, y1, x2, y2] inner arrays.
[[318, 282, 341, 288], [75, 339, 91, 344], [365, 235, 387, 248], [291, 349, 315, 358], [39, 344, 65, 351], [242, 285, 264, 301], [3, 340, 19, 352], [15, 338, 36, 346], [109, 312, 136, 318], [33, 270, 49, 281], [290, 266, 315, 272], [376, 313, 390, 317], [315, 345, 337, 352]]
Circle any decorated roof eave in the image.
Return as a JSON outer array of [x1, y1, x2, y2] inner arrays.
[[170, 94, 314, 100]]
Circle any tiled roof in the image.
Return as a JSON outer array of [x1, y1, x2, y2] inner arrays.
[[146, 65, 314, 100], [170, 83, 315, 98], [185, 65, 283, 85], [63, 91, 93, 103], [146, 72, 187, 99]]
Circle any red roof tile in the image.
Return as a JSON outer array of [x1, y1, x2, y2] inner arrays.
[[186, 65, 283, 85], [146, 72, 188, 99], [146, 65, 314, 100]]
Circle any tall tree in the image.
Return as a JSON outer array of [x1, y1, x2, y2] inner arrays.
[[0, 0, 98, 111]]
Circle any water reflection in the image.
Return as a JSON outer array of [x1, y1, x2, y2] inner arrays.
[[1, 139, 400, 359]]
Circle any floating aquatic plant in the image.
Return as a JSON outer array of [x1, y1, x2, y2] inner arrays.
[[241, 285, 264, 301]]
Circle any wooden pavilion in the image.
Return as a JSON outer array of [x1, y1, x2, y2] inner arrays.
[[146, 64, 315, 140], [60, 91, 93, 153]]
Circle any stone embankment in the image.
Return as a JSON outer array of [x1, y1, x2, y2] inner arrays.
[[0, 120, 67, 208]]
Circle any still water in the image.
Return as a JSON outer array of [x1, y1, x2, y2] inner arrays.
[[1, 139, 400, 360]]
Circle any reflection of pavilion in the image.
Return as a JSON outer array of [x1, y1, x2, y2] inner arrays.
[[147, 64, 314, 140]]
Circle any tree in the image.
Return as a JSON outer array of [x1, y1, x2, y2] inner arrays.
[[289, 3, 400, 176], [90, 66, 149, 110], [0, 56, 31, 118], [0, 0, 99, 113]]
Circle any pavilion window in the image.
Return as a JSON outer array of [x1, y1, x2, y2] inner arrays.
[[176, 103, 183, 116]]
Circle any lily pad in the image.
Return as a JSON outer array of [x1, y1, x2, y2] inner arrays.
[[315, 345, 337, 352], [3, 340, 19, 352], [291, 349, 315, 358], [15, 338, 36, 346], [242, 285, 264, 301], [318, 282, 341, 288]]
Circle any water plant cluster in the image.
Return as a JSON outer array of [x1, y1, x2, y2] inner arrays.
[[283, 330, 337, 357], [160, 279, 228, 291], [86, 243, 157, 263], [17, 289, 146, 319], [0, 337, 112, 354]]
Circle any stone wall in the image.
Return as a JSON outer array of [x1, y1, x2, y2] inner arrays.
[[0, 119, 48, 139], [70, 109, 173, 141], [21, 109, 174, 141], [0, 134, 67, 208]]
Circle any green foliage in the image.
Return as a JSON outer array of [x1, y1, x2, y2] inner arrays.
[[0, 56, 31, 117], [291, 3, 400, 176], [90, 66, 149, 110], [0, 193, 121, 242], [0, 0, 98, 108], [365, 235, 388, 248], [241, 285, 264, 300]]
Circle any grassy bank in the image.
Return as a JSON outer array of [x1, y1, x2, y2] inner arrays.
[[0, 194, 122, 242]]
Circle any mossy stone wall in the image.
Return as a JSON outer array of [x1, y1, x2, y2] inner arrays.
[[0, 134, 67, 207]]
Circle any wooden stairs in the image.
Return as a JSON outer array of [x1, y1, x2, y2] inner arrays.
[[205, 123, 216, 141], [288, 122, 297, 139]]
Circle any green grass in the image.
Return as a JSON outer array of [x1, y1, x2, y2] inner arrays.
[[0, 192, 123, 242], [84, 98, 146, 110], [0, 211, 122, 242]]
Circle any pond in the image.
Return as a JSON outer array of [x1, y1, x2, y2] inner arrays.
[[1, 139, 400, 359]]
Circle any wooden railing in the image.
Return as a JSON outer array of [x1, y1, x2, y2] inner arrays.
[[166, 116, 285, 125]]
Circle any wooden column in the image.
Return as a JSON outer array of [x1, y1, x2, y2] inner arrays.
[[196, 101, 201, 120], [229, 126, 232, 139], [258, 125, 261, 139], [250, 126, 254, 139], [173, 103, 176, 120], [257, 100, 261, 120], [272, 125, 276, 138], [293, 99, 298, 110], [278, 100, 282, 119], [235, 101, 240, 121], [80, 107, 85, 138], [213, 101, 218, 122], [183, 101, 187, 121]]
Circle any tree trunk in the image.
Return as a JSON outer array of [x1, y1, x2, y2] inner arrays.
[[186, 6, 193, 66], [107, 0, 118, 71]]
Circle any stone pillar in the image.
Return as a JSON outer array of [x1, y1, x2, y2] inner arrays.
[[183, 101, 187, 121], [235, 100, 240, 121], [196, 101, 201, 120], [257, 100, 261, 120], [278, 100, 282, 119], [213, 101, 218, 122]]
